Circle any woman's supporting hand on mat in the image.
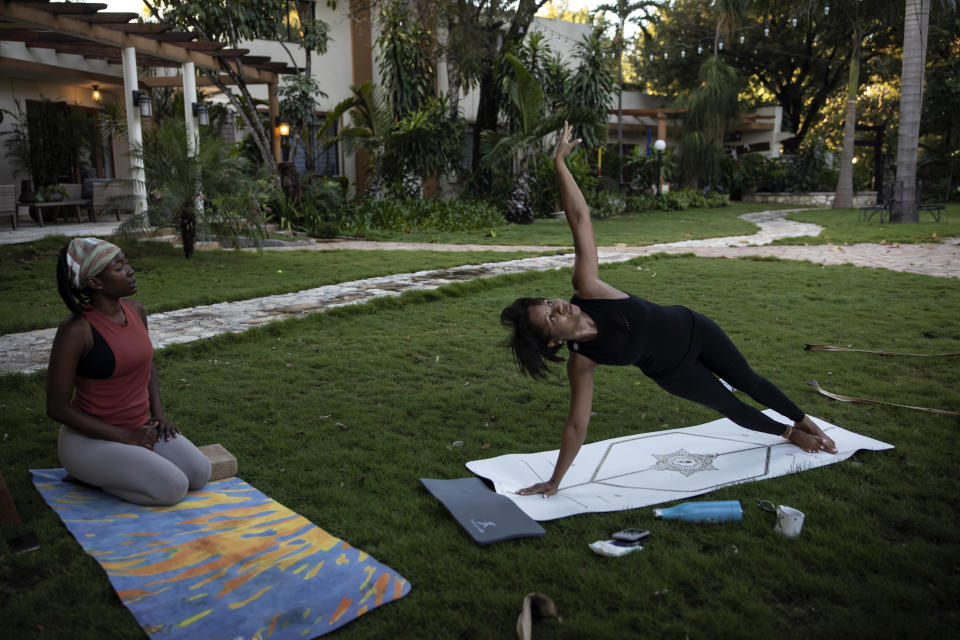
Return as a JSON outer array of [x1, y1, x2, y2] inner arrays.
[[517, 480, 559, 498]]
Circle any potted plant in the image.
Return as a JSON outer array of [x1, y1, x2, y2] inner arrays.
[[38, 184, 68, 202], [1, 102, 34, 203], [1, 98, 95, 191]]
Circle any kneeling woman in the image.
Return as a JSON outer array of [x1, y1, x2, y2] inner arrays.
[[46, 237, 210, 505], [501, 123, 836, 498]]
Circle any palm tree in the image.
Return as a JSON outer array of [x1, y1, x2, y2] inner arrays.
[[678, 55, 740, 189], [596, 1, 662, 186], [833, 3, 861, 210], [317, 82, 393, 199], [480, 54, 564, 223], [896, 0, 927, 221], [122, 118, 266, 258], [895, 0, 956, 222]]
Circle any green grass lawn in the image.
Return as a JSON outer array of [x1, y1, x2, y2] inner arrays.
[[359, 201, 786, 245], [0, 236, 548, 334], [2, 254, 958, 639], [776, 204, 960, 245], [350, 200, 960, 248]]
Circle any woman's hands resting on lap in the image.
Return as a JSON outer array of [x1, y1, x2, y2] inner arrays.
[[124, 423, 159, 450], [124, 417, 181, 450], [151, 416, 180, 442]]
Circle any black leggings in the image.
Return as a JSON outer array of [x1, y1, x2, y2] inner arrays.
[[651, 313, 803, 435]]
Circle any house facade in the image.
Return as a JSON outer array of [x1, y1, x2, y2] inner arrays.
[[0, 1, 791, 201]]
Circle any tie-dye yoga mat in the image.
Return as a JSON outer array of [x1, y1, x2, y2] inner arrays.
[[31, 469, 411, 639]]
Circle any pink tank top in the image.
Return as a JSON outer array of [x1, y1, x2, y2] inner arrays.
[[74, 300, 153, 430]]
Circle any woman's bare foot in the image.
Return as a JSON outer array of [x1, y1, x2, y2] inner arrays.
[[794, 416, 837, 453]]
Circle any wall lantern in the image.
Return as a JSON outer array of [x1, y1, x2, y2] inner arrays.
[[275, 116, 290, 137], [132, 90, 152, 118], [91, 85, 101, 102], [192, 102, 210, 126]]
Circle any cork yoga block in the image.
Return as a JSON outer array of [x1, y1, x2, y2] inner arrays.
[[199, 444, 238, 480]]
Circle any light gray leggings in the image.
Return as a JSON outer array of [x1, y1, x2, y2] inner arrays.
[[58, 425, 212, 506]]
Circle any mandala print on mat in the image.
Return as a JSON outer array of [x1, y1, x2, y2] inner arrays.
[[648, 449, 719, 477]]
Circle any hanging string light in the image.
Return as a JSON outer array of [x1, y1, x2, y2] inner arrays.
[[642, 5, 839, 72]]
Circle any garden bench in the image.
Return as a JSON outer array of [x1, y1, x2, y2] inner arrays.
[[917, 180, 946, 222], [859, 181, 897, 224], [28, 199, 92, 224], [26, 184, 92, 224]]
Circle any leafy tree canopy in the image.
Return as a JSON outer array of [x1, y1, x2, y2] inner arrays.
[[149, 0, 331, 54], [630, 0, 901, 153]]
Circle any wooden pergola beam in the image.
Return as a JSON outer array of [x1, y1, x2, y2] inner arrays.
[[0, 54, 121, 84], [139, 74, 248, 88], [102, 23, 170, 35], [152, 32, 200, 42], [608, 108, 689, 116], [32, 2, 107, 15], [0, 0, 277, 85]]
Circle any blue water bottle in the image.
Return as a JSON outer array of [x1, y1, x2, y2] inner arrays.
[[652, 500, 742, 523]]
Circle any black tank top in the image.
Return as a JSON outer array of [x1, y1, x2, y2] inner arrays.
[[76, 325, 116, 379], [568, 294, 695, 376]]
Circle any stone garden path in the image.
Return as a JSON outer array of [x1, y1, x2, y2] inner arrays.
[[1, 209, 957, 374]]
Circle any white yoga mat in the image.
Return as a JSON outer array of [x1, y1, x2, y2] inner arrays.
[[466, 410, 893, 521]]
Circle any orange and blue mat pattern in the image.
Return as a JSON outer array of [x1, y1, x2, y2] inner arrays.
[[31, 469, 411, 639]]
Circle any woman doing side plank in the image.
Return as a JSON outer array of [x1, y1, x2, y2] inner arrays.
[[501, 123, 836, 498]]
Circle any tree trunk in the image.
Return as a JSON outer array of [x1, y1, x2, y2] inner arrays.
[[204, 69, 276, 174], [833, 27, 861, 209], [471, 0, 546, 171], [445, 14, 462, 122], [894, 0, 930, 223]]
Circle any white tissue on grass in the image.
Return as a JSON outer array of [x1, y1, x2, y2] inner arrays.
[[589, 540, 643, 558]]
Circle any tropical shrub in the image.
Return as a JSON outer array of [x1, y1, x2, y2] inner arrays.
[[123, 118, 269, 258], [585, 188, 625, 219], [330, 197, 505, 234], [622, 145, 660, 193], [529, 148, 598, 218], [301, 176, 346, 238], [719, 152, 765, 199], [626, 189, 728, 212]]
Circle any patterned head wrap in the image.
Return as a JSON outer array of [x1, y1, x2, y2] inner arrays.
[[66, 237, 122, 290]]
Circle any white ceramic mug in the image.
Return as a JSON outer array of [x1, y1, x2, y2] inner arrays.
[[774, 505, 805, 538]]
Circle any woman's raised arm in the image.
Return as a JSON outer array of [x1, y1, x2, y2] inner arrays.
[[554, 122, 598, 292], [554, 122, 623, 300]]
